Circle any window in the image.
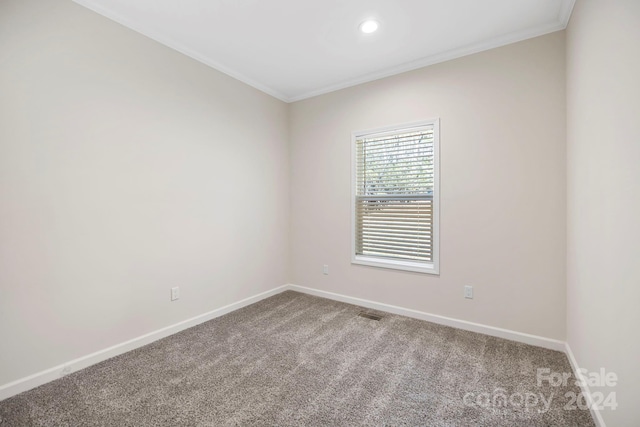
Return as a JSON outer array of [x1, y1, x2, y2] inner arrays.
[[352, 120, 439, 274]]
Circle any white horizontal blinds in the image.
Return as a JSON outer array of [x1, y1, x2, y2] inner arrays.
[[355, 127, 434, 262]]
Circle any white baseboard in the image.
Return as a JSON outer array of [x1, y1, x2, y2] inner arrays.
[[0, 285, 289, 402], [1, 281, 593, 427], [286, 284, 566, 352], [287, 285, 606, 425], [564, 343, 607, 427]]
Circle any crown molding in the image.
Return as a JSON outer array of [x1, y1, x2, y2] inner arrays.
[[559, 0, 577, 28], [288, 17, 570, 102], [73, 0, 576, 104], [72, 0, 290, 102]]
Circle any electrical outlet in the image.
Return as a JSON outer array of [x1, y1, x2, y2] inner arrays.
[[323, 265, 329, 275], [171, 287, 180, 301], [464, 285, 473, 299]]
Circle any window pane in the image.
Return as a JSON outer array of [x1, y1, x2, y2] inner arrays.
[[354, 124, 436, 266]]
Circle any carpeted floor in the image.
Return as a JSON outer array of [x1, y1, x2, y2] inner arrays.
[[0, 291, 594, 426]]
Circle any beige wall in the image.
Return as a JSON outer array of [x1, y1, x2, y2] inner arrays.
[[5, 3, 637, 423], [290, 32, 567, 340], [566, 1, 640, 425], [0, 0, 289, 385]]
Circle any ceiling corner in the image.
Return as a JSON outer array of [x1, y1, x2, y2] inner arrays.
[[559, 0, 577, 28], [72, 0, 291, 103]]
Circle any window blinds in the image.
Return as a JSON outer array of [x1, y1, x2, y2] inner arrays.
[[355, 127, 434, 262]]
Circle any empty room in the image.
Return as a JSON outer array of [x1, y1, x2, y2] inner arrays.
[[0, 0, 638, 426]]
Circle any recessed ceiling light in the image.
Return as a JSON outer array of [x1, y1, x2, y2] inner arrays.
[[359, 20, 379, 34]]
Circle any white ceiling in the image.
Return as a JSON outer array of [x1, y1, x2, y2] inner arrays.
[[73, 0, 576, 102]]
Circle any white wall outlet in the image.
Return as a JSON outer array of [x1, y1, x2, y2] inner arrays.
[[464, 285, 473, 299], [323, 265, 329, 275], [171, 286, 180, 301]]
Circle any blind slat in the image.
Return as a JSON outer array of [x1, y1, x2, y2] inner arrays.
[[360, 241, 432, 252], [360, 134, 433, 147], [356, 231, 432, 238], [359, 246, 432, 257], [360, 145, 433, 156], [360, 235, 432, 245]]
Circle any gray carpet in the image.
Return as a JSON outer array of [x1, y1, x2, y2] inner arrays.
[[0, 291, 594, 426]]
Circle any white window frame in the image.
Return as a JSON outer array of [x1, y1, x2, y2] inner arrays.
[[351, 119, 440, 275]]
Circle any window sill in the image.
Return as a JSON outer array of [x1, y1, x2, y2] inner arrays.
[[352, 255, 439, 275]]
